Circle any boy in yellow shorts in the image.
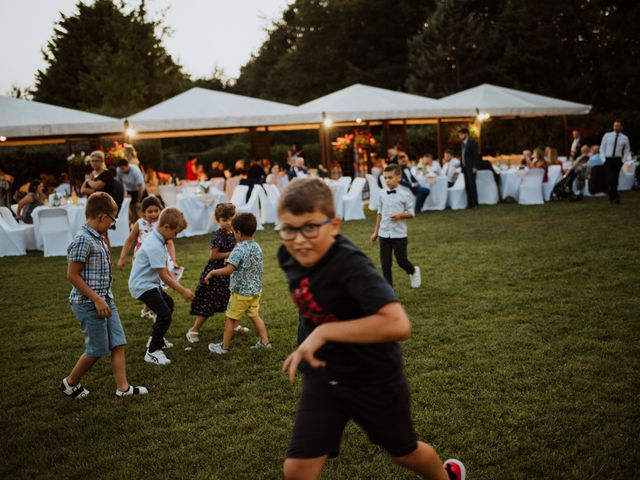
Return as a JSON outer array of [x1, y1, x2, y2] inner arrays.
[[205, 212, 271, 354]]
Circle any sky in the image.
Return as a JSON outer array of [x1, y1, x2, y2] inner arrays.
[[0, 0, 292, 95]]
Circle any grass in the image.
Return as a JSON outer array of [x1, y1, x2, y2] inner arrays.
[[1, 192, 639, 479]]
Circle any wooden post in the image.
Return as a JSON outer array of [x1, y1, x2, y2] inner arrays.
[[402, 120, 408, 152], [436, 118, 442, 161], [562, 115, 569, 157], [249, 127, 257, 159], [264, 126, 271, 161], [383, 120, 390, 156], [477, 122, 482, 154]]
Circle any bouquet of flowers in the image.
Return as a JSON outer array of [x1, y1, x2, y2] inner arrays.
[[66, 152, 86, 166], [353, 129, 376, 149], [104, 141, 126, 166], [331, 133, 354, 152]]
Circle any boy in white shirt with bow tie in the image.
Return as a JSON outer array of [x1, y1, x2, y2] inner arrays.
[[371, 164, 421, 289]]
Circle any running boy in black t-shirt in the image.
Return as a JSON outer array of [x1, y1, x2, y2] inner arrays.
[[277, 178, 465, 480]]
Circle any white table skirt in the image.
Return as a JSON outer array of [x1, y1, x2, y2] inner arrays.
[[499, 169, 524, 200], [422, 176, 448, 211], [31, 205, 85, 250], [177, 191, 228, 238]]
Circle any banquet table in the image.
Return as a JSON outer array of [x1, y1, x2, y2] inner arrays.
[[420, 175, 448, 211], [177, 190, 228, 238], [31, 204, 85, 250], [323, 179, 348, 217], [499, 168, 525, 200]]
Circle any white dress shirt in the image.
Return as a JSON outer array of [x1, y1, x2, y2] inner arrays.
[[600, 131, 631, 161], [377, 186, 414, 239]]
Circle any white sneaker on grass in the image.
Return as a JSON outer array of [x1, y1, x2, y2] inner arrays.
[[250, 340, 272, 350], [59, 377, 90, 400], [409, 266, 422, 288], [115, 385, 149, 397], [208, 342, 228, 355], [144, 349, 171, 365], [234, 325, 250, 333], [146, 336, 173, 349], [186, 329, 200, 343]]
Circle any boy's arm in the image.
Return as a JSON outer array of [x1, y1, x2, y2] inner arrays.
[[67, 262, 111, 318], [390, 211, 414, 221], [166, 239, 178, 267], [283, 301, 411, 383], [209, 247, 231, 260], [157, 268, 194, 301], [370, 213, 382, 242], [204, 263, 236, 283], [117, 223, 139, 270]]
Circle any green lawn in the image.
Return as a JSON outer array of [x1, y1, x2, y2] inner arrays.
[[1, 193, 639, 479]]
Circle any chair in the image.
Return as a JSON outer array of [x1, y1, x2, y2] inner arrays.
[[0, 216, 27, 256], [475, 170, 499, 205], [366, 174, 381, 211], [225, 176, 242, 199], [210, 178, 225, 192], [109, 197, 131, 247], [236, 186, 264, 230], [341, 178, 367, 221], [447, 174, 467, 210], [34, 208, 73, 257], [518, 168, 545, 205], [618, 164, 636, 191], [264, 184, 281, 228], [256, 185, 278, 224], [424, 176, 448, 211], [543, 165, 563, 201], [337, 176, 352, 188], [229, 185, 249, 208], [181, 184, 201, 195], [0, 206, 35, 249], [158, 185, 178, 207]]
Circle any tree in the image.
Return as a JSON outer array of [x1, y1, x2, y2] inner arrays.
[[33, 0, 189, 117]]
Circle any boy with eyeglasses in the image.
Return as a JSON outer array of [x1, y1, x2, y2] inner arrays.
[[277, 178, 465, 480], [371, 164, 421, 289], [206, 212, 271, 354], [60, 192, 148, 399]]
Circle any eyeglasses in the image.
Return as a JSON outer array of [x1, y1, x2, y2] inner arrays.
[[104, 213, 117, 230], [278, 218, 332, 240]]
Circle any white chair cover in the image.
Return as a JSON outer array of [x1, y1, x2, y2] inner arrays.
[[337, 176, 352, 189], [35, 208, 73, 257], [618, 164, 635, 190], [109, 197, 131, 247], [0, 216, 27, 256], [341, 178, 366, 221], [365, 174, 381, 211], [256, 185, 278, 224], [447, 174, 467, 210], [0, 206, 35, 249], [225, 176, 242, 199], [158, 185, 178, 207], [518, 168, 545, 205], [177, 190, 227, 238], [475, 170, 499, 205], [543, 165, 563, 201], [210, 178, 225, 192], [500, 169, 522, 200], [424, 176, 448, 211], [229, 185, 249, 208], [237, 186, 264, 230]]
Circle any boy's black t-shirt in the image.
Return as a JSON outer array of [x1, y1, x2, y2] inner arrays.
[[278, 235, 403, 384]]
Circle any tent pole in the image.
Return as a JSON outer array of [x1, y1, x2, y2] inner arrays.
[[383, 120, 389, 157], [249, 127, 257, 160], [402, 120, 408, 153], [436, 118, 442, 161]]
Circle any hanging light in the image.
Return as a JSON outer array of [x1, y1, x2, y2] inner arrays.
[[476, 112, 490, 122], [323, 117, 333, 127], [355, 117, 362, 123], [0, 136, 6, 142], [126, 127, 136, 138]]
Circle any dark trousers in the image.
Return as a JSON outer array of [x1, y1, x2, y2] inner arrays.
[[411, 186, 430, 213], [379, 237, 414, 287], [604, 157, 622, 201], [128, 189, 148, 222], [463, 168, 478, 207], [139, 288, 174, 352]]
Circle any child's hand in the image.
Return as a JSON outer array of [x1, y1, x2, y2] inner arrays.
[[390, 213, 403, 221], [117, 258, 125, 271], [204, 272, 213, 284], [282, 332, 327, 384], [93, 298, 111, 319], [370, 232, 378, 243], [181, 288, 195, 302]]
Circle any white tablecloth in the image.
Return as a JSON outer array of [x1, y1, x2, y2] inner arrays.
[[31, 205, 85, 250], [177, 191, 228, 238], [499, 169, 525, 200], [421, 175, 448, 211]]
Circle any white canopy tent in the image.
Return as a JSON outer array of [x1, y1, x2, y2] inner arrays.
[[126, 87, 318, 137], [0, 96, 122, 146], [436, 83, 592, 117]]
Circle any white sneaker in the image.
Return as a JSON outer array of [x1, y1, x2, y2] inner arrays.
[[59, 377, 90, 400], [250, 340, 272, 350], [115, 385, 149, 397], [144, 349, 171, 365], [409, 266, 421, 288], [234, 325, 250, 333], [186, 329, 200, 343], [146, 336, 173, 349], [208, 342, 228, 355]]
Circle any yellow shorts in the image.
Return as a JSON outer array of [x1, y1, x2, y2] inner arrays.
[[226, 292, 261, 320]]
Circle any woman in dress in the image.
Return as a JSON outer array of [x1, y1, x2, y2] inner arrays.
[[16, 180, 47, 224]]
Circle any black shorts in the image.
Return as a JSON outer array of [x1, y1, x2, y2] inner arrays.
[[286, 370, 417, 459]]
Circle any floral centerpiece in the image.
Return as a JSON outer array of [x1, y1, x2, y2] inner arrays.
[[331, 133, 354, 152], [104, 141, 126, 166]]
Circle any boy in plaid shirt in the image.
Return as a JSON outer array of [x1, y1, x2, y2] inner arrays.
[[60, 192, 148, 399]]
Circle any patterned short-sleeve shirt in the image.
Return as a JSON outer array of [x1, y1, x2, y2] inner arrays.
[[227, 240, 263, 296], [67, 224, 113, 304]]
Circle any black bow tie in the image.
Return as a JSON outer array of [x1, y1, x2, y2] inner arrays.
[[387, 190, 397, 194]]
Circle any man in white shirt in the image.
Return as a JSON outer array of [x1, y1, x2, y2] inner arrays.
[[599, 120, 631, 204], [570, 129, 584, 161], [117, 159, 147, 221], [287, 157, 308, 181]]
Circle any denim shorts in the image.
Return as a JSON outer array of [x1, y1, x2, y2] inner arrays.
[[71, 298, 127, 357]]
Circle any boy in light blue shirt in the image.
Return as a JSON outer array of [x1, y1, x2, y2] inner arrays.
[[206, 212, 271, 354], [128, 207, 194, 366]]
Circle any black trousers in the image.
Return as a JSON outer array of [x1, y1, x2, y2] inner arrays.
[[379, 237, 414, 287], [463, 168, 478, 207], [128, 189, 148, 221], [139, 288, 174, 352], [604, 157, 622, 201]]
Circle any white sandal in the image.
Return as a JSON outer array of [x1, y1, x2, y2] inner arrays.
[[186, 329, 200, 343]]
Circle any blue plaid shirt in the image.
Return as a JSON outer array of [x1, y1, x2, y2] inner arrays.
[[67, 224, 113, 304]]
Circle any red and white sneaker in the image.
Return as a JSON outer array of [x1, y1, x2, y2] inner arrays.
[[444, 459, 466, 480]]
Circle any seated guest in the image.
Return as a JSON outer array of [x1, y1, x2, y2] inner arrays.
[[208, 161, 225, 178], [242, 158, 266, 199], [587, 145, 603, 168], [442, 150, 462, 187], [317, 164, 330, 178], [185, 155, 198, 181], [398, 153, 429, 213], [261, 158, 271, 175], [532, 147, 547, 169], [572, 145, 592, 193], [0, 163, 14, 208], [330, 160, 343, 180], [415, 153, 441, 177], [546, 147, 564, 171], [196, 164, 208, 181], [232, 159, 246, 177], [520, 149, 533, 168], [587, 146, 606, 195], [16, 180, 47, 224], [287, 157, 308, 181], [266, 164, 281, 185], [55, 172, 72, 196]]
